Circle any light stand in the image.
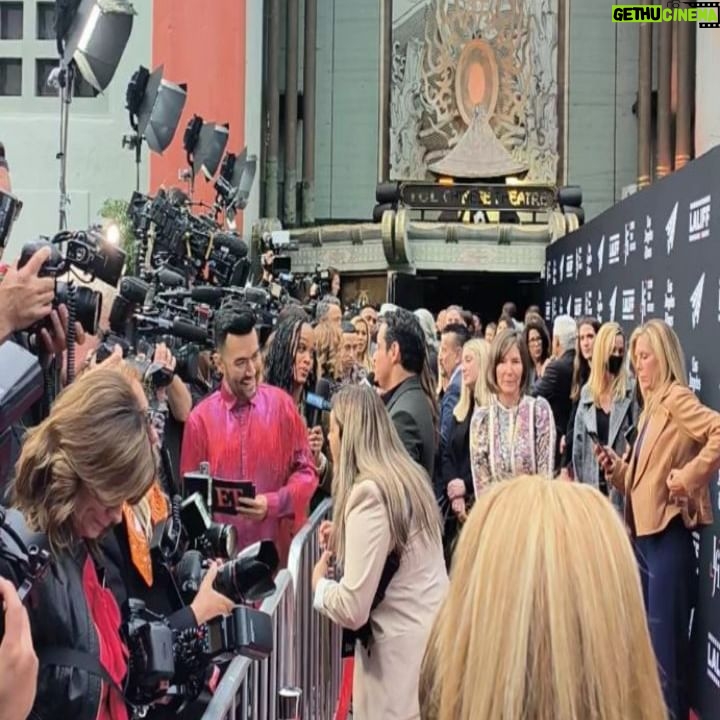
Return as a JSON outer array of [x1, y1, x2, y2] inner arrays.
[[49, 61, 75, 231]]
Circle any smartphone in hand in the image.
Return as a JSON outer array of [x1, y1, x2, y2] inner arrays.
[[587, 430, 600, 445]]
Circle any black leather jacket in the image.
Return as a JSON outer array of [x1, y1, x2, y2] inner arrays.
[[2, 510, 107, 720]]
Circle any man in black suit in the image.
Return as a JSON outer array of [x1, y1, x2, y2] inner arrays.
[[531, 314, 577, 471], [374, 308, 437, 477]]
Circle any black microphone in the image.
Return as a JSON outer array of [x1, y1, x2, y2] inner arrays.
[[191, 285, 225, 306], [135, 315, 209, 343], [118, 276, 150, 304], [156, 267, 186, 288], [214, 231, 248, 257], [306, 378, 332, 429]]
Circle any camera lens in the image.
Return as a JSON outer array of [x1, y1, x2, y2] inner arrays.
[[205, 522, 237, 560], [56, 282, 101, 335]]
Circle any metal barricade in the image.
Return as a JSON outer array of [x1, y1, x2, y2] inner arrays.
[[201, 569, 295, 720], [287, 499, 343, 720]]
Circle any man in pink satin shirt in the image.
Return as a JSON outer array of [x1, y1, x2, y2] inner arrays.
[[180, 302, 318, 563]]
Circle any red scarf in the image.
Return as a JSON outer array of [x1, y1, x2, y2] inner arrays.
[[82, 556, 129, 720]]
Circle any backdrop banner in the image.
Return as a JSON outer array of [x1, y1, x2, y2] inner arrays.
[[545, 146, 720, 718]]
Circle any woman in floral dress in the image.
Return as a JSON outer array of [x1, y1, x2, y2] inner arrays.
[[470, 329, 555, 495]]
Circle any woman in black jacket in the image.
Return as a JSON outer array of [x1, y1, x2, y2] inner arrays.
[[440, 338, 491, 566], [11, 366, 157, 720]]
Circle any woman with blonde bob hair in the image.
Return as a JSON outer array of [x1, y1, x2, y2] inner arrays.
[[12, 366, 157, 720], [572, 322, 637, 511], [420, 475, 667, 720], [597, 318, 720, 719], [312, 385, 447, 719]]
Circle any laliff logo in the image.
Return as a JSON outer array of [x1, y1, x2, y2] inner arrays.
[[609, 287, 618, 322], [575, 246, 583, 278], [689, 194, 711, 242], [586, 243, 593, 277], [644, 215, 653, 260], [584, 289, 593, 316], [624, 221, 636, 265], [552, 259, 558, 286], [573, 296, 583, 318], [559, 256, 565, 283], [566, 295, 572, 315], [545, 300, 552, 318], [597, 290, 604, 321], [664, 278, 675, 327], [608, 232, 621, 265], [641, 279, 655, 323], [666, 201, 678, 254], [598, 235, 605, 273], [689, 356, 702, 394], [710, 535, 720, 599], [622, 288, 636, 322], [691, 272, 705, 329], [545, 260, 552, 285], [565, 253, 574, 281], [708, 633, 720, 690]]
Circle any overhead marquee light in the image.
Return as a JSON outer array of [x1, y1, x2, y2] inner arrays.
[[57, 0, 136, 93], [126, 65, 188, 153]]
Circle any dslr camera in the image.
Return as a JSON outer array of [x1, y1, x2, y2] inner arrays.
[[18, 229, 126, 336]]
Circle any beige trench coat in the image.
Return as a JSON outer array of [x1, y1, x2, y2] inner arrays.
[[314, 480, 448, 719]]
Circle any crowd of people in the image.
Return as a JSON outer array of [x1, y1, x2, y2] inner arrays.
[[0, 140, 717, 720]]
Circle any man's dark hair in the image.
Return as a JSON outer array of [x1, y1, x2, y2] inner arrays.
[[360, 303, 377, 313], [264, 318, 307, 395], [442, 322, 470, 348], [341, 321, 356, 335], [214, 301, 256, 349], [502, 301, 518, 319], [381, 308, 426, 375]]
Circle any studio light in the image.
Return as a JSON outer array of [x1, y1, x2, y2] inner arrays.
[[57, 0, 136, 93], [183, 115, 230, 185], [216, 148, 258, 213], [126, 65, 188, 154]]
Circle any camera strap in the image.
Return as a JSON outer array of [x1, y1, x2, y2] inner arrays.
[[38, 646, 139, 710]]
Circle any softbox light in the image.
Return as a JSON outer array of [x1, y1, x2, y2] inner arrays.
[[223, 148, 257, 210], [194, 123, 230, 181], [61, 0, 135, 93], [136, 66, 188, 153]]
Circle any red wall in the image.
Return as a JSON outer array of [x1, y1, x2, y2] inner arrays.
[[150, 0, 247, 206]]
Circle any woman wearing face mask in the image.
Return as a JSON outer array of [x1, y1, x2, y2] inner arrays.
[[572, 323, 637, 512], [561, 317, 601, 478], [596, 319, 720, 719], [10, 367, 157, 720], [469, 330, 555, 495]]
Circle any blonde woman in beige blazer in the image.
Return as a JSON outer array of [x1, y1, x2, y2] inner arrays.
[[597, 319, 720, 720], [312, 385, 448, 720]]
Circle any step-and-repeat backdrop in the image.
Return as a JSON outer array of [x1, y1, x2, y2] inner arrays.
[[545, 147, 720, 718]]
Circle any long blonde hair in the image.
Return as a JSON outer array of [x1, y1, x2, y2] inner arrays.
[[421, 476, 667, 720], [330, 385, 442, 565], [13, 367, 156, 554], [630, 319, 687, 419], [453, 339, 491, 422], [351, 315, 373, 372], [314, 321, 342, 381], [587, 322, 628, 405]]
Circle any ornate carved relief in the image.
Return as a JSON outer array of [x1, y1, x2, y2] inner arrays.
[[390, 0, 559, 183]]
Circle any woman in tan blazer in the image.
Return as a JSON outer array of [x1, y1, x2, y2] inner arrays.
[[597, 319, 720, 720], [312, 384, 448, 720]]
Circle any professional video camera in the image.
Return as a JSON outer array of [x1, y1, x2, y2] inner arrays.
[[17, 228, 126, 336], [127, 189, 251, 287], [0, 507, 52, 641], [124, 593, 273, 707]]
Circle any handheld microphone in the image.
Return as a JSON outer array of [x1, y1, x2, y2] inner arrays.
[[135, 315, 209, 343], [191, 285, 225, 306], [156, 267, 186, 288], [307, 378, 332, 428]]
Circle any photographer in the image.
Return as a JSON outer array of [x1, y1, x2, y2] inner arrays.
[[11, 367, 157, 720], [0, 578, 38, 720]]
